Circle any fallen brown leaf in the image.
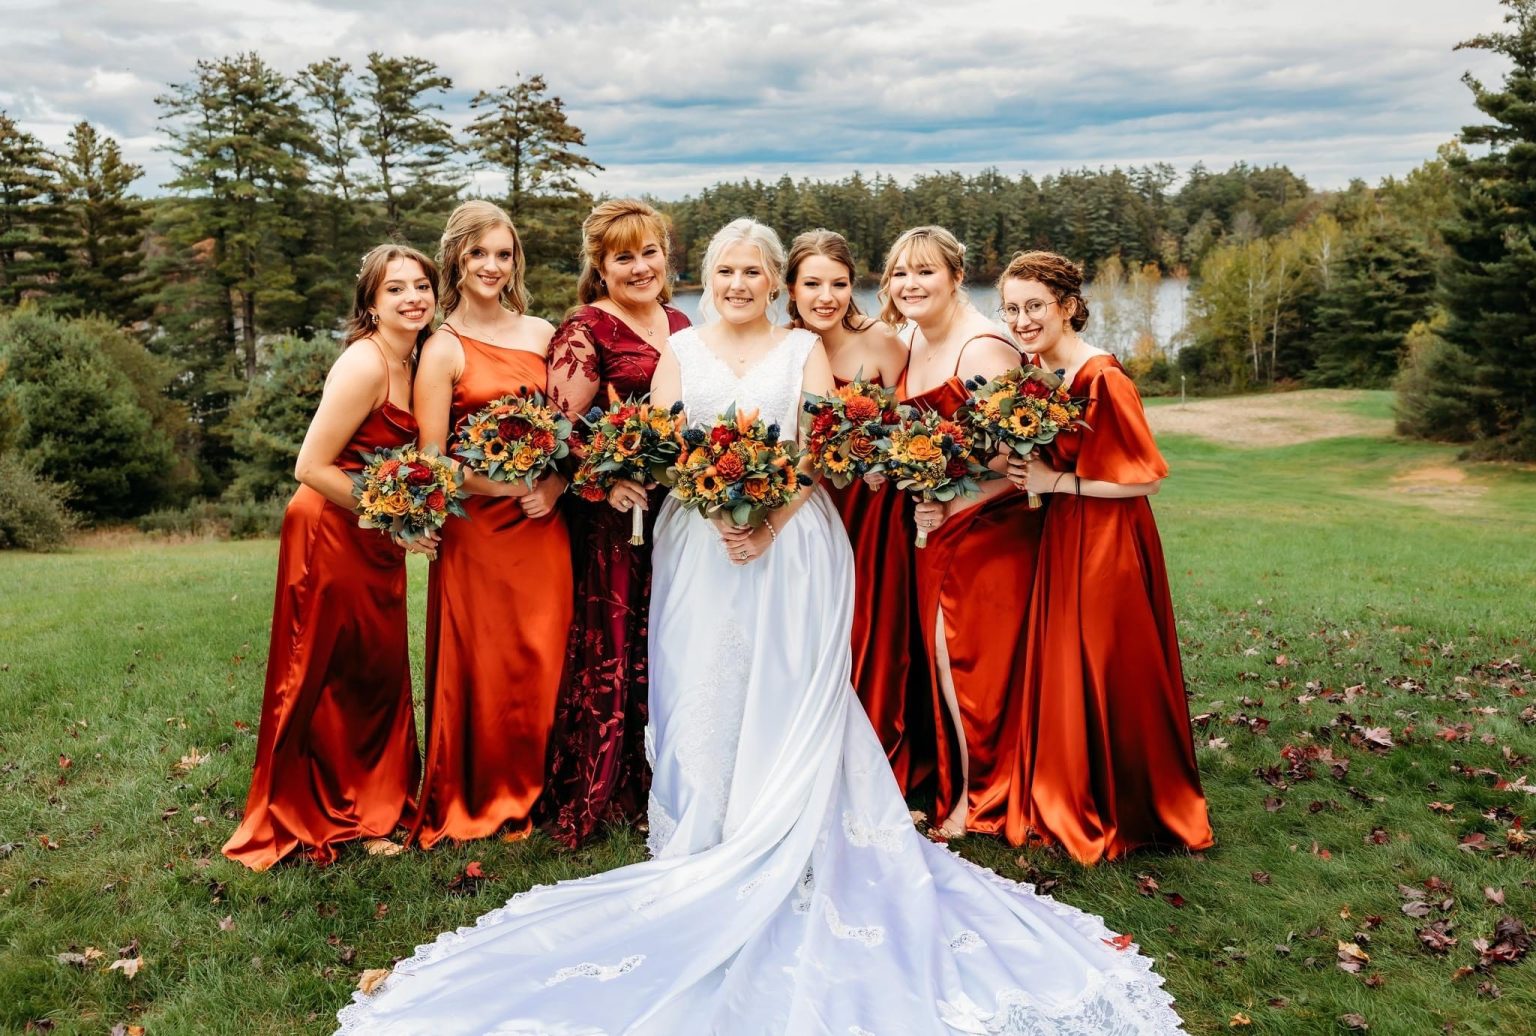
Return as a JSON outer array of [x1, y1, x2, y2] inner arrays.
[[1229, 1012, 1252, 1027], [357, 968, 390, 995], [1338, 1012, 1369, 1030], [107, 957, 145, 979], [1484, 887, 1505, 905]]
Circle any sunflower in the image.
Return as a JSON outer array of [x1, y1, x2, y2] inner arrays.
[[484, 438, 510, 461]]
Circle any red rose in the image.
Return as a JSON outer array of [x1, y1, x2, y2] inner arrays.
[[710, 426, 738, 448], [498, 417, 533, 441], [425, 489, 446, 511], [615, 405, 637, 422], [714, 452, 746, 481], [532, 429, 557, 452], [812, 411, 838, 436], [406, 462, 434, 485], [946, 457, 969, 478], [1021, 379, 1051, 400], [881, 409, 900, 425], [578, 482, 608, 502]]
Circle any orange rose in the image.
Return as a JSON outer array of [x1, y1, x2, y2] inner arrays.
[[743, 474, 770, 500], [905, 434, 941, 462], [714, 452, 746, 482], [848, 432, 877, 461]]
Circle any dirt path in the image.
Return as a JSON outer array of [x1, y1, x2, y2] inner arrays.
[[1145, 390, 1393, 447]]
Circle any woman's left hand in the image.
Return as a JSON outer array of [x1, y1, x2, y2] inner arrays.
[[913, 499, 948, 536], [718, 521, 772, 566], [519, 472, 566, 518]]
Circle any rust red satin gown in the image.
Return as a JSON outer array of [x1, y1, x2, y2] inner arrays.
[[823, 375, 930, 792], [412, 334, 574, 849], [902, 374, 1044, 835], [1008, 354, 1213, 862], [224, 401, 421, 871], [541, 304, 691, 846]]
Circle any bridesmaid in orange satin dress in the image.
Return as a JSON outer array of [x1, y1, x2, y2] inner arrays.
[[1000, 250, 1213, 863], [411, 201, 574, 848], [224, 244, 437, 870], [784, 229, 929, 790], [884, 226, 1045, 839]]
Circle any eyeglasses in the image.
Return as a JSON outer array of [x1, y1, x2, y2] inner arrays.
[[998, 299, 1058, 323]]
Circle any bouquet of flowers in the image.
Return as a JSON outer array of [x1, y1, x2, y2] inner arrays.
[[958, 365, 1087, 508], [570, 387, 688, 545], [664, 403, 810, 528], [449, 391, 572, 489], [878, 406, 991, 548], [352, 444, 468, 545], [800, 376, 901, 489]]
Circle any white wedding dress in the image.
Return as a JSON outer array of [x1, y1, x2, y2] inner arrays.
[[337, 327, 1185, 1035]]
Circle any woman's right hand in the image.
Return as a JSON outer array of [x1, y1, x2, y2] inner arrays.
[[862, 472, 888, 490], [608, 480, 650, 513]]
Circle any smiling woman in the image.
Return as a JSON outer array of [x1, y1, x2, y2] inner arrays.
[[408, 200, 574, 851], [222, 243, 437, 871]]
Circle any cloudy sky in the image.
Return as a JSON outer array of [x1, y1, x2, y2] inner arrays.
[[2, 0, 1511, 199]]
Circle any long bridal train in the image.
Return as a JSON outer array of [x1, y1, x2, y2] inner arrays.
[[337, 328, 1183, 1035]]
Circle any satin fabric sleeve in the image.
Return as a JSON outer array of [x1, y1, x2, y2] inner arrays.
[[1074, 365, 1169, 484], [546, 314, 602, 419]]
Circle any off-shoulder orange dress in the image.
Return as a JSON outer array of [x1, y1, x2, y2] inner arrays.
[[412, 332, 574, 849], [824, 375, 930, 792], [902, 368, 1045, 835], [224, 398, 421, 871], [1008, 354, 1213, 862]]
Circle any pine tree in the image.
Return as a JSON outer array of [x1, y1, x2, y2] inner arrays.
[[1310, 218, 1436, 387], [468, 73, 602, 218], [156, 52, 316, 381], [1427, 0, 1536, 457], [357, 53, 458, 243], [296, 57, 370, 318], [0, 112, 57, 306], [46, 121, 151, 324]]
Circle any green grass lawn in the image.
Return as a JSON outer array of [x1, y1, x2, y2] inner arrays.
[[3, 393, 1534, 1035]]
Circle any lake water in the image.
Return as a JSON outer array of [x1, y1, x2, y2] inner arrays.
[[667, 277, 1191, 355]]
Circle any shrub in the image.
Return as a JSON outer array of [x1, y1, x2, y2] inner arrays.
[[225, 335, 338, 501], [0, 452, 77, 551], [136, 495, 288, 540], [0, 306, 190, 519]]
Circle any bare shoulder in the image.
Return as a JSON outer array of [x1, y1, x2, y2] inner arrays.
[[859, 320, 909, 378], [418, 326, 465, 371], [325, 340, 389, 401], [517, 313, 557, 352]]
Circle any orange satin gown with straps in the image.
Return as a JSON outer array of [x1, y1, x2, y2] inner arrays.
[[1008, 354, 1213, 862], [411, 331, 574, 848], [224, 353, 421, 871], [900, 337, 1045, 835], [823, 374, 931, 792]]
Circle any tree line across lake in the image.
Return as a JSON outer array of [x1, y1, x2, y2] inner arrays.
[[0, 0, 1532, 550]]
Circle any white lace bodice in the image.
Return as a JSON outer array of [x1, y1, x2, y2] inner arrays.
[[669, 325, 819, 438]]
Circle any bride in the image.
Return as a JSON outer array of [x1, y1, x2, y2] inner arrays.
[[337, 219, 1185, 1035]]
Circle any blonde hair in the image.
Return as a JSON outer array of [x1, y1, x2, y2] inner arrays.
[[436, 200, 528, 317], [698, 218, 786, 323], [876, 225, 967, 327], [344, 243, 440, 349], [786, 229, 870, 333], [576, 198, 674, 306]]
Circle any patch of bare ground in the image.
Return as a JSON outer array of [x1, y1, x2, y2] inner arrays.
[[69, 525, 223, 550], [1386, 464, 1490, 514], [1145, 390, 1392, 447]]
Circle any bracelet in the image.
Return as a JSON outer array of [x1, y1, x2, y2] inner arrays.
[[1051, 472, 1066, 495], [1074, 474, 1081, 497], [765, 521, 778, 542]]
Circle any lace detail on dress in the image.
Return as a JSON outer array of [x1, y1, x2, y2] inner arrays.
[[671, 326, 820, 439], [824, 901, 885, 947], [671, 617, 751, 833], [792, 865, 816, 914], [645, 788, 677, 858], [544, 954, 645, 987], [949, 929, 985, 954], [850, 1027, 876, 1036], [841, 811, 910, 854], [736, 864, 780, 899]]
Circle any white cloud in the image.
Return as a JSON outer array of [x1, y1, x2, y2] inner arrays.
[[1, 0, 1513, 197]]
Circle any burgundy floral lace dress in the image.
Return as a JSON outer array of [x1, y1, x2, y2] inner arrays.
[[543, 303, 691, 846]]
